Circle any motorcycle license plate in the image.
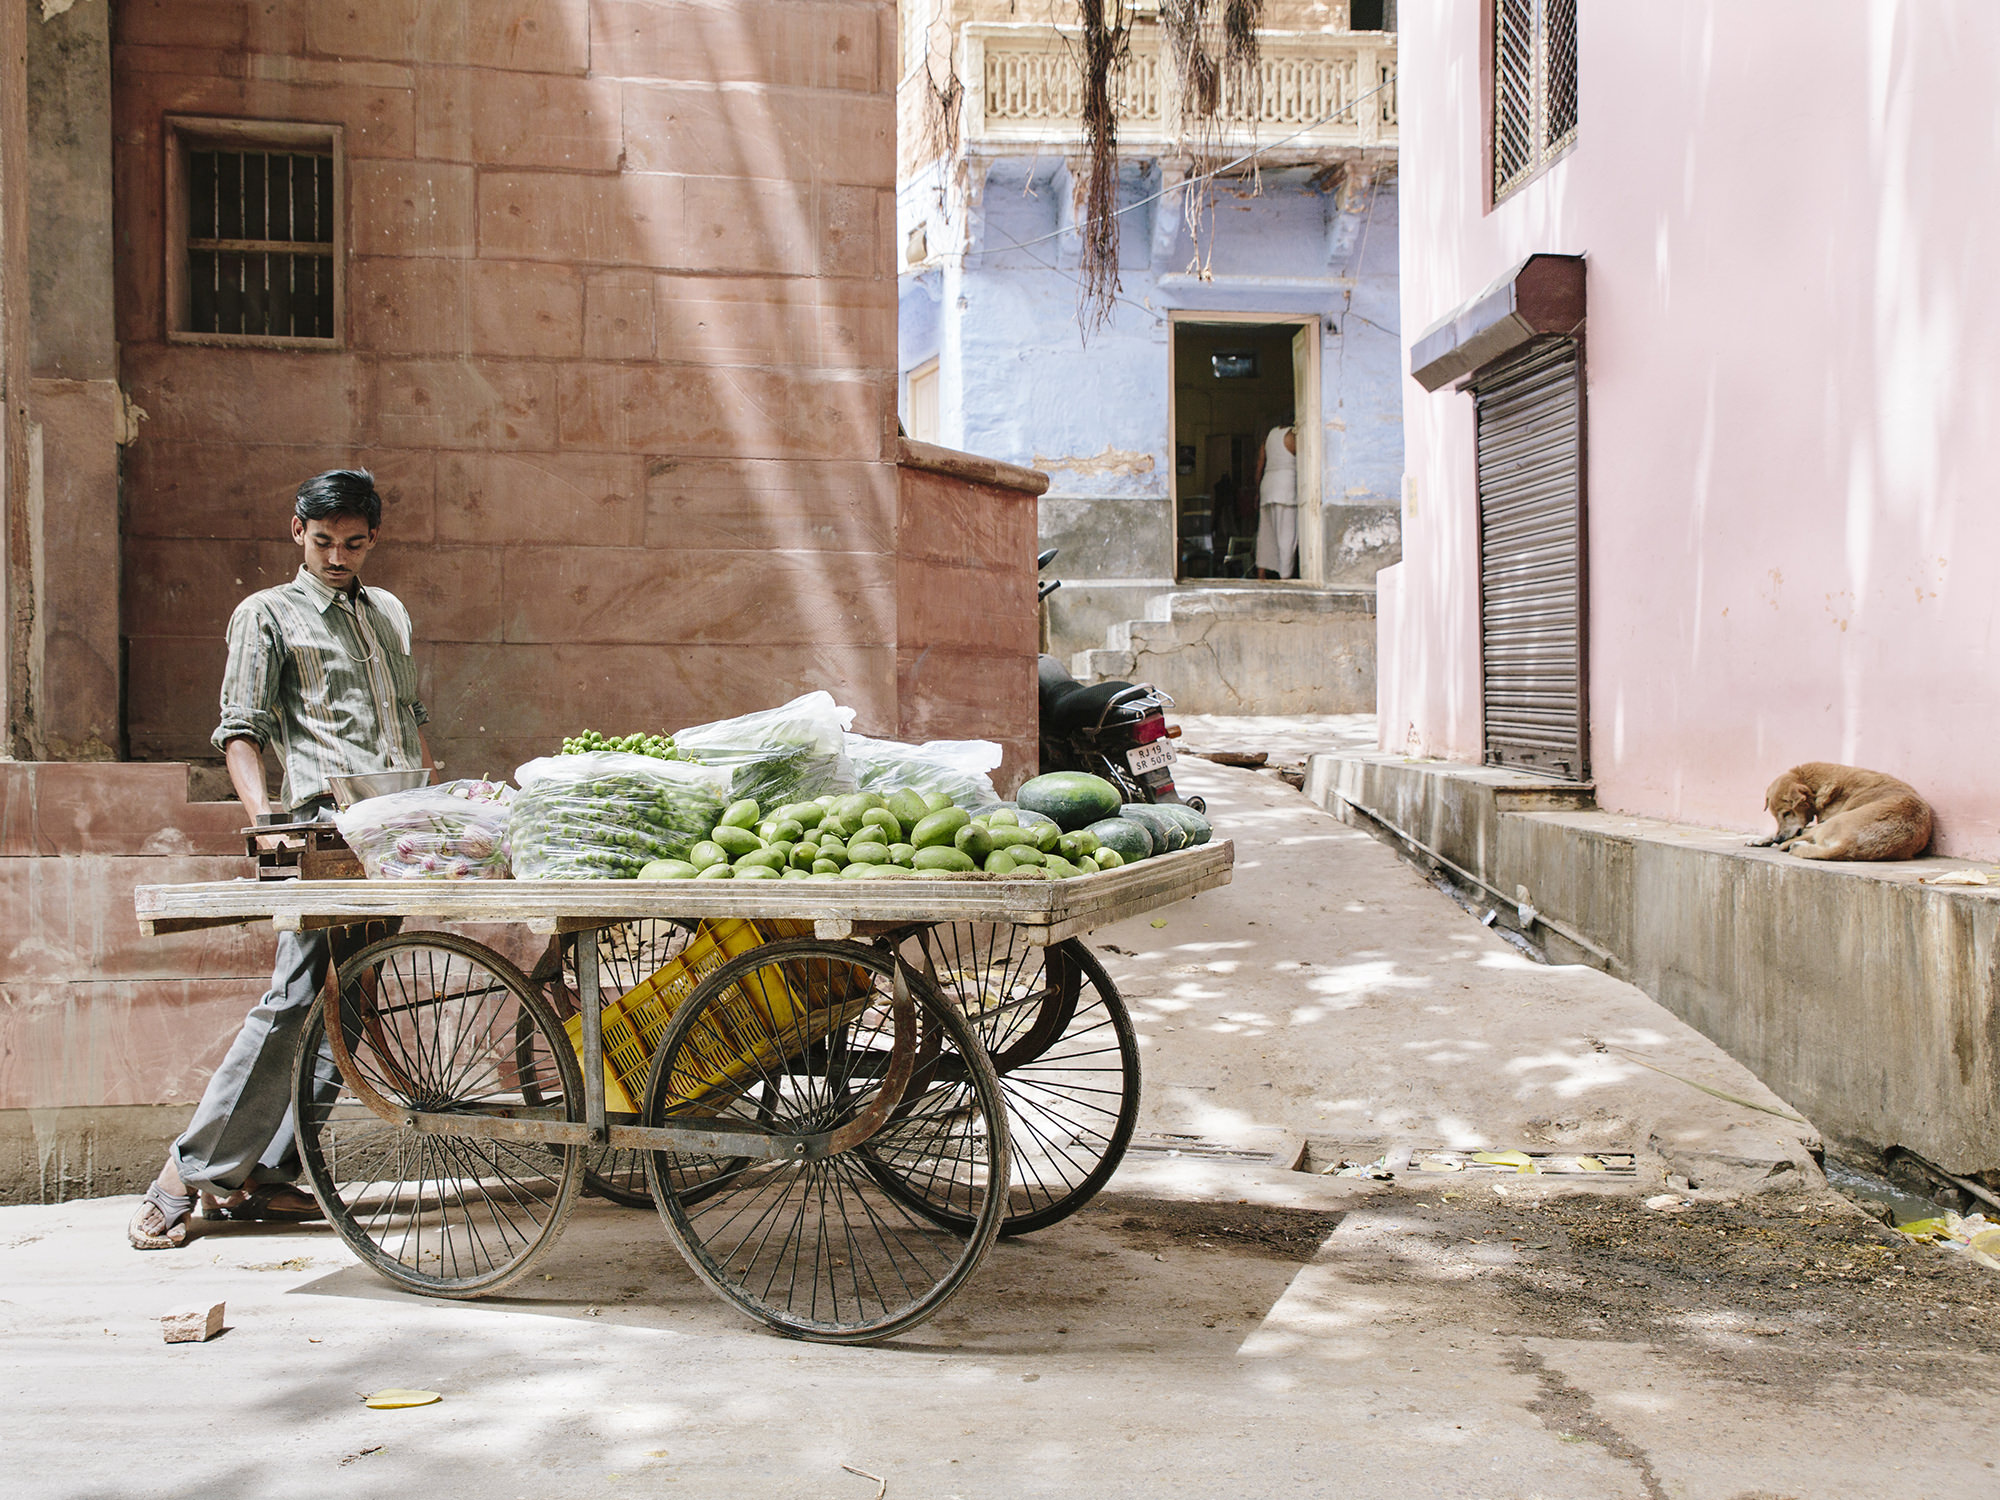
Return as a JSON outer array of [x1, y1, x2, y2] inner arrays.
[[1127, 741, 1174, 776]]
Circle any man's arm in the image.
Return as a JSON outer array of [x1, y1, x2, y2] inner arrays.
[[224, 737, 274, 819]]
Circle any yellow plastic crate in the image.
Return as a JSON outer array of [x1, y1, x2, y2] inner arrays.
[[663, 945, 877, 1102], [564, 917, 866, 1113], [564, 918, 779, 1113]]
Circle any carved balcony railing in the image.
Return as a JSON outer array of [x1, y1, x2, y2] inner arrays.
[[957, 22, 1396, 156]]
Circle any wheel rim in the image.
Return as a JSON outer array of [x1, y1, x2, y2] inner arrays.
[[296, 932, 584, 1297], [641, 939, 1010, 1343], [875, 927, 1140, 1236]]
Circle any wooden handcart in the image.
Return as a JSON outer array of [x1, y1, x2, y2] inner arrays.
[[135, 845, 1232, 1344]]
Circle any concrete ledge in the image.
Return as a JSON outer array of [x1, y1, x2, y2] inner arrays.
[[1309, 750, 2000, 1184], [896, 437, 1050, 496], [0, 1104, 193, 1204]]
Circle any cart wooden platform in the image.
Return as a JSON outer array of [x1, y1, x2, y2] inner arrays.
[[135, 843, 1232, 1342]]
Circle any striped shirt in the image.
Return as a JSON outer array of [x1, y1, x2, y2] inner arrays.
[[213, 567, 430, 812]]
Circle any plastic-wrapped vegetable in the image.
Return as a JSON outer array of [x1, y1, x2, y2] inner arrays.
[[509, 753, 732, 879], [670, 691, 856, 808], [334, 779, 514, 880], [845, 734, 1004, 812]]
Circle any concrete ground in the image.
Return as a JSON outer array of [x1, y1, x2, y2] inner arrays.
[[5, 727, 2000, 1499]]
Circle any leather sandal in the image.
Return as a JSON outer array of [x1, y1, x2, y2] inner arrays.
[[127, 1178, 195, 1250], [201, 1183, 325, 1224]]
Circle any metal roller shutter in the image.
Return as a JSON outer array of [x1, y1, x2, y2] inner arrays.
[[1474, 337, 1586, 777]]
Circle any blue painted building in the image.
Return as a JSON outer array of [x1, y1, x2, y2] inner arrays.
[[897, 10, 1403, 667]]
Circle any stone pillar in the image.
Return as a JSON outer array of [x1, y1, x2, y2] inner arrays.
[[1, 0, 28, 752], [24, 0, 121, 759]]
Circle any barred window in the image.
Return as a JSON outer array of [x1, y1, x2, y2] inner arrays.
[[166, 118, 344, 348], [1492, 0, 1577, 203]]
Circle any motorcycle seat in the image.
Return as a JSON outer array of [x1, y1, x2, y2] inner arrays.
[[1039, 657, 1152, 731]]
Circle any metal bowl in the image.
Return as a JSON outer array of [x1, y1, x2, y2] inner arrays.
[[327, 768, 434, 809]]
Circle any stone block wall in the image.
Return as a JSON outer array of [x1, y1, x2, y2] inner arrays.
[[111, 0, 942, 783], [0, 763, 257, 1200], [894, 440, 1042, 788]]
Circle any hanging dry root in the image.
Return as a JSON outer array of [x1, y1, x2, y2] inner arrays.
[[1075, 0, 1132, 328]]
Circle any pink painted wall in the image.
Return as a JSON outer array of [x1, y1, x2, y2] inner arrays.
[[1384, 2, 2000, 856]]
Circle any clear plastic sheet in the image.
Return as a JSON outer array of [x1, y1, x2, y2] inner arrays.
[[509, 753, 732, 879], [334, 779, 514, 880], [845, 733, 1005, 811], [670, 691, 856, 808]]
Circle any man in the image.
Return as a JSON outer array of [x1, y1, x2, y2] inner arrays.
[[128, 469, 434, 1249]]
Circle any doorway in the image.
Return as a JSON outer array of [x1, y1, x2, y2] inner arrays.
[[1168, 317, 1320, 581]]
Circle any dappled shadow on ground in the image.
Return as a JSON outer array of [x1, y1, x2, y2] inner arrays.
[[289, 1190, 1338, 1360]]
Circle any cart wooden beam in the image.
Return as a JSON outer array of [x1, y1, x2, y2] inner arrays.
[[134, 840, 1234, 944]]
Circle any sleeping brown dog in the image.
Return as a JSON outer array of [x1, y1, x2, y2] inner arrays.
[[1748, 762, 1933, 860]]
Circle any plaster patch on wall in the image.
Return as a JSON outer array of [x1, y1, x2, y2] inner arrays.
[[1032, 446, 1157, 477], [40, 0, 79, 20]]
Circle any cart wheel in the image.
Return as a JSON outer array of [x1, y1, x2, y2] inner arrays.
[[879, 927, 1140, 1235], [295, 932, 585, 1298], [530, 920, 703, 1209], [639, 938, 1010, 1343]]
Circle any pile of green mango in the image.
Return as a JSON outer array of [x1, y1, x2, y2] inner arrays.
[[636, 787, 1133, 881]]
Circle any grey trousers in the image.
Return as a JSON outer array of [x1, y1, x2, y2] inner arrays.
[[171, 929, 334, 1194]]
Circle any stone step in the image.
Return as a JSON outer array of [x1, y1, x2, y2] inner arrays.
[[1072, 646, 1136, 679], [1068, 584, 1379, 714]]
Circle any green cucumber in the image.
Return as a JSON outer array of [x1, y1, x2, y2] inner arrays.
[[860, 808, 903, 843], [846, 839, 892, 865], [638, 859, 701, 880], [888, 842, 916, 866], [885, 788, 931, 828], [912, 845, 976, 873], [1057, 830, 1101, 860], [709, 825, 764, 858], [775, 801, 825, 829], [955, 825, 994, 861], [983, 850, 1018, 875], [734, 848, 786, 871], [695, 863, 735, 880], [687, 840, 730, 871], [734, 864, 780, 880], [1093, 847, 1125, 869], [911, 806, 971, 848], [718, 798, 762, 830]]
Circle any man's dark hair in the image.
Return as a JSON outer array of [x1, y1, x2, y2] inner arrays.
[[294, 469, 381, 530]]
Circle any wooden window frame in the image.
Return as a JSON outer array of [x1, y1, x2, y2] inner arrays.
[[1481, 0, 1577, 212], [165, 116, 345, 351]]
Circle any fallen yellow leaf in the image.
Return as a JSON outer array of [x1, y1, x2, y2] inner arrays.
[[1473, 1150, 1538, 1174], [364, 1389, 441, 1410]]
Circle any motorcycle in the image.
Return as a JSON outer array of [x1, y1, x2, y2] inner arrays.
[[1036, 550, 1204, 813]]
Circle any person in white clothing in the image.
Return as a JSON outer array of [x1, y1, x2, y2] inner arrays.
[[1253, 423, 1298, 579]]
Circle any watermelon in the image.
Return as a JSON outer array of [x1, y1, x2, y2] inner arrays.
[[1119, 803, 1187, 853], [1156, 803, 1212, 845], [1086, 817, 1155, 863], [1017, 772, 1124, 831]]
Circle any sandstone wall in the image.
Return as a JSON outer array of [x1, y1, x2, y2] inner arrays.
[[112, 0, 950, 783]]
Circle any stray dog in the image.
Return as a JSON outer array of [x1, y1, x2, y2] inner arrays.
[[1748, 762, 1933, 860]]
